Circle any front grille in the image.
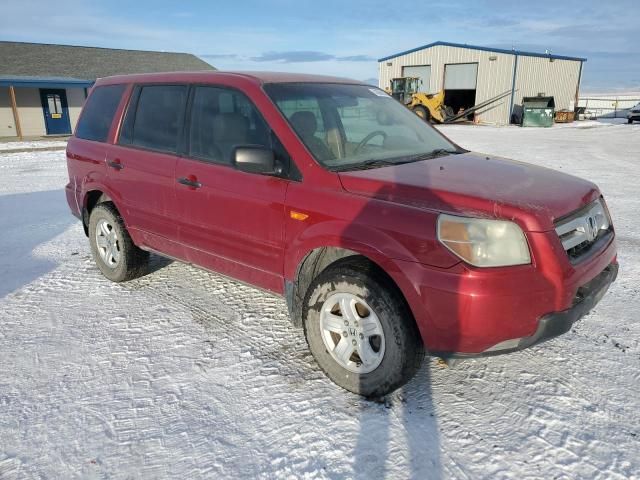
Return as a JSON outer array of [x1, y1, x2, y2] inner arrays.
[[555, 199, 613, 263]]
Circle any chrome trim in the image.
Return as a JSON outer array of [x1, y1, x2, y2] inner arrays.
[[555, 199, 610, 252]]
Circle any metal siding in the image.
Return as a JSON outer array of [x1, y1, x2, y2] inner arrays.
[[513, 57, 581, 113], [379, 45, 515, 124]]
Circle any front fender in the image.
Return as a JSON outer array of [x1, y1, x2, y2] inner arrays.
[[284, 222, 435, 344], [285, 220, 419, 281]]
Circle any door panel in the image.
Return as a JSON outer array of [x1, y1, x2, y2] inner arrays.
[[107, 84, 188, 250], [105, 144, 179, 245], [175, 158, 288, 292], [40, 89, 72, 135], [175, 85, 289, 292]]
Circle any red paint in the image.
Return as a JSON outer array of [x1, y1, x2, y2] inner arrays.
[[66, 71, 617, 355]]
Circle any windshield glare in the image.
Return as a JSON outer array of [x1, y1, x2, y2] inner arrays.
[[264, 83, 458, 170]]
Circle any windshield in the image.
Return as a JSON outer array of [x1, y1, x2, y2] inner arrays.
[[264, 83, 460, 171]]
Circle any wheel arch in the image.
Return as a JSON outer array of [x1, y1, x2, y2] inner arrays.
[[285, 246, 422, 343], [81, 188, 118, 236]]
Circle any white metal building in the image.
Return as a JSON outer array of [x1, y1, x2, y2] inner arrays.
[[378, 41, 586, 125]]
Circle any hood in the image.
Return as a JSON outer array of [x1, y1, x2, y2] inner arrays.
[[338, 152, 600, 232]]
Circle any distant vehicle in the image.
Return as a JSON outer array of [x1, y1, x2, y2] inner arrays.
[[66, 71, 618, 397], [628, 103, 640, 123]]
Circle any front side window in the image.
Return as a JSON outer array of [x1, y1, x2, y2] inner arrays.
[[121, 85, 187, 153], [264, 83, 459, 171], [75, 84, 125, 142], [188, 86, 272, 164]]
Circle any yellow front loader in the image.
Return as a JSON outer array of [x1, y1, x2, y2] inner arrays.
[[386, 77, 452, 123], [386, 77, 515, 124]]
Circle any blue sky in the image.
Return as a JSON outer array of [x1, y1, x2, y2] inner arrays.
[[2, 0, 638, 92]]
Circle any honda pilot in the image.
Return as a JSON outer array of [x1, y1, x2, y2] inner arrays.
[[65, 72, 618, 397]]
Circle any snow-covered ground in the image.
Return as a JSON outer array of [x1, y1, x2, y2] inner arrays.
[[0, 140, 67, 152], [0, 122, 638, 479]]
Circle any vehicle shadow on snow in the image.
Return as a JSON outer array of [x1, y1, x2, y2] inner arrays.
[[351, 365, 442, 479], [0, 189, 75, 298], [342, 168, 451, 479], [147, 253, 174, 275]]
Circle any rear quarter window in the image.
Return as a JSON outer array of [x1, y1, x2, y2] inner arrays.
[[75, 85, 126, 142]]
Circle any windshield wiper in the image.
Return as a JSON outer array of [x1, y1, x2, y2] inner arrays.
[[408, 149, 460, 161], [332, 159, 397, 172], [332, 149, 461, 172]]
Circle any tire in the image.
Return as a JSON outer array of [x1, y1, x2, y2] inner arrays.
[[88, 203, 149, 282], [303, 264, 424, 397], [412, 105, 431, 122], [629, 118, 633, 124]]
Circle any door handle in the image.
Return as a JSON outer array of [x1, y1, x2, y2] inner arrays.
[[177, 176, 202, 189], [107, 159, 124, 170]]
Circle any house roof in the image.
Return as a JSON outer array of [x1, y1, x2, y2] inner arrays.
[[0, 41, 215, 83], [378, 41, 587, 63]]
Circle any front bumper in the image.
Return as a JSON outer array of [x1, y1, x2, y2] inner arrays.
[[444, 262, 618, 358], [395, 227, 617, 355]]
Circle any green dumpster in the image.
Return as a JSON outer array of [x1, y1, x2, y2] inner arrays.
[[521, 96, 555, 127]]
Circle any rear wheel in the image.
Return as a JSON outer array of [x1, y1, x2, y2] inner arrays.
[[303, 264, 423, 397], [412, 105, 431, 122], [89, 203, 149, 282]]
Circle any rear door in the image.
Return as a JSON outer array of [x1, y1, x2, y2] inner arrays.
[[107, 84, 187, 251], [174, 85, 290, 292]]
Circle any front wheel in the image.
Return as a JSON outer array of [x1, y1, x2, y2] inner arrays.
[[629, 118, 634, 124], [303, 264, 424, 397], [412, 105, 431, 122]]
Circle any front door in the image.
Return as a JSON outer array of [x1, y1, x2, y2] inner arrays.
[[40, 89, 72, 135], [175, 85, 289, 293]]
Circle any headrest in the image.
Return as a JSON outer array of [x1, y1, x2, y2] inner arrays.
[[289, 111, 318, 138]]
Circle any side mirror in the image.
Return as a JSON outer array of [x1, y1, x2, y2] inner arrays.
[[233, 146, 277, 175]]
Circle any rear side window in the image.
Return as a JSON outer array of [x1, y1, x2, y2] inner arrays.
[[119, 85, 187, 154], [75, 85, 125, 142]]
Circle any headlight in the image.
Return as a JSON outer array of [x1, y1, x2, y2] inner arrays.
[[437, 214, 531, 267]]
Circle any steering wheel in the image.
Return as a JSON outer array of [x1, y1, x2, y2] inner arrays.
[[354, 130, 387, 154]]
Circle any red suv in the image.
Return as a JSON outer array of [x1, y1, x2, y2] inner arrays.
[[66, 72, 617, 397]]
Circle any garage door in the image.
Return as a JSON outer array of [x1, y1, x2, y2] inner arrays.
[[402, 65, 431, 92], [444, 63, 478, 90]]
